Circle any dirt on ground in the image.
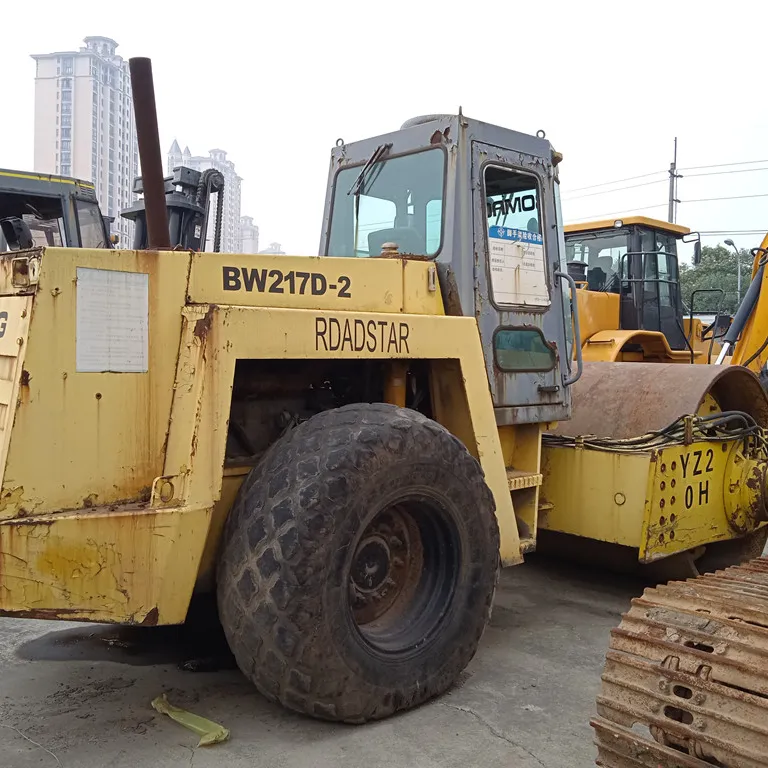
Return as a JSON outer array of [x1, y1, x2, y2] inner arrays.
[[0, 554, 654, 768]]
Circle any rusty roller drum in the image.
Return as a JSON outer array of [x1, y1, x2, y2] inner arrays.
[[552, 361, 768, 439]]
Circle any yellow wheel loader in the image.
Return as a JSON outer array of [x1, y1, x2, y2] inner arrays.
[[0, 58, 764, 763], [563, 216, 728, 364]]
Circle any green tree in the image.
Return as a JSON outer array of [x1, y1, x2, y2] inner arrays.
[[679, 244, 755, 314]]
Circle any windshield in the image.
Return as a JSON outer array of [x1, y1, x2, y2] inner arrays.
[[76, 199, 109, 248], [327, 148, 444, 258], [565, 228, 629, 292]]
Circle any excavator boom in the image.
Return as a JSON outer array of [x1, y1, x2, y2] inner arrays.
[[723, 232, 768, 372]]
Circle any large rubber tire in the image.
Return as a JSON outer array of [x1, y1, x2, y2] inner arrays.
[[216, 403, 500, 723]]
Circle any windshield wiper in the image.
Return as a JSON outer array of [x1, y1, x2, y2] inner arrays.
[[347, 143, 392, 197]]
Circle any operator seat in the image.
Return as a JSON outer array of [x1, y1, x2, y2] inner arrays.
[[0, 217, 34, 251], [586, 255, 614, 291]]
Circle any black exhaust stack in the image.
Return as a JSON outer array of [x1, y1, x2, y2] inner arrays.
[[128, 57, 171, 250]]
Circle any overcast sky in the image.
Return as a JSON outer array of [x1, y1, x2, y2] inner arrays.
[[1, 1, 766, 261]]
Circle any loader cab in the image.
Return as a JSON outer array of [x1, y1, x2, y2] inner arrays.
[[0, 168, 112, 252], [319, 113, 577, 426], [564, 217, 690, 350]]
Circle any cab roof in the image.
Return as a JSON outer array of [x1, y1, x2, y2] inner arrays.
[[564, 216, 691, 237], [0, 168, 95, 191]]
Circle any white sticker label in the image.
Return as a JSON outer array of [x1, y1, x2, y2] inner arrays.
[[488, 226, 550, 307], [76, 267, 149, 373]]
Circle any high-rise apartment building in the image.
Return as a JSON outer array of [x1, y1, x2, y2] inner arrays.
[[240, 216, 260, 254], [258, 242, 286, 255], [31, 36, 139, 246], [167, 142, 242, 253]]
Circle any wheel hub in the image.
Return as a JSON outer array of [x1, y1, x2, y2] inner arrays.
[[351, 538, 391, 593], [350, 506, 423, 627]]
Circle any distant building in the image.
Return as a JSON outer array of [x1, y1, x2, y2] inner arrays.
[[167, 142, 243, 253], [258, 242, 286, 255], [31, 36, 139, 246], [240, 216, 259, 254]]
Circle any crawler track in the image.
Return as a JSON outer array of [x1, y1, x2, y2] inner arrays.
[[592, 555, 768, 767]]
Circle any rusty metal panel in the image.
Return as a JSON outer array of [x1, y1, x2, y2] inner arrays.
[[0, 296, 31, 486], [540, 446, 650, 545], [0, 249, 43, 296], [0, 504, 211, 624], [401, 260, 445, 315], [640, 441, 754, 562], [0, 247, 190, 518], [592, 557, 768, 767]]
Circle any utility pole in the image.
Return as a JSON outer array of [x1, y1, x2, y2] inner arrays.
[[668, 137, 681, 223]]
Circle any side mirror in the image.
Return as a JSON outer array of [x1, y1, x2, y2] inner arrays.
[[682, 231, 702, 266]]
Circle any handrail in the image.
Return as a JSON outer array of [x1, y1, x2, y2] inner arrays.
[[555, 271, 583, 386]]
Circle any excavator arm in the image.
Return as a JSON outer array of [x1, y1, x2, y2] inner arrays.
[[716, 232, 768, 374]]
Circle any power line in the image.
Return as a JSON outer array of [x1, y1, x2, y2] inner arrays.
[[699, 229, 768, 235], [561, 158, 768, 199], [681, 192, 768, 204], [562, 178, 667, 201], [561, 169, 666, 195], [678, 158, 768, 172], [699, 232, 768, 239], [564, 202, 668, 222], [683, 166, 768, 179]]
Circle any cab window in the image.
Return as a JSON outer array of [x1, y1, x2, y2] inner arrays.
[[484, 165, 550, 308], [0, 193, 65, 251], [494, 328, 556, 372], [565, 229, 628, 293], [76, 199, 109, 248], [327, 148, 444, 258]]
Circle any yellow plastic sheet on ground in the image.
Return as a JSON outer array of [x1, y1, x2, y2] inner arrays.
[[151, 693, 230, 746]]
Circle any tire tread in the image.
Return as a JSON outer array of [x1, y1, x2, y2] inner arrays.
[[217, 403, 499, 722]]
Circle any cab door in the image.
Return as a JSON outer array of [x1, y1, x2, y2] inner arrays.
[[471, 141, 575, 425]]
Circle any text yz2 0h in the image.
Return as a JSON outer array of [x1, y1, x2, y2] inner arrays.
[[223, 267, 351, 298]]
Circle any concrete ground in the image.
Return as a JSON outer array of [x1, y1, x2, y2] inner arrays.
[[0, 555, 652, 768]]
